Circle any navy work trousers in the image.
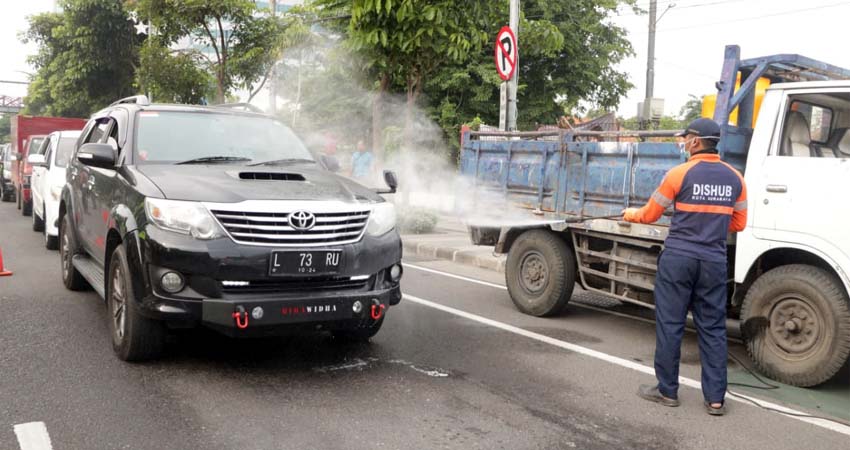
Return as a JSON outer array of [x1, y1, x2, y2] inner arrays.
[[653, 251, 728, 404]]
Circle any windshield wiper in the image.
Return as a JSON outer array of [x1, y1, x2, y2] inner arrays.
[[176, 156, 252, 165], [248, 158, 316, 166]]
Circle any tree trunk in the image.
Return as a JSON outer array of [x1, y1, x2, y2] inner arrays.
[[372, 73, 390, 162], [403, 73, 422, 152]]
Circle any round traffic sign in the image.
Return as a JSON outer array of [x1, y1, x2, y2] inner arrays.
[[494, 26, 518, 81]]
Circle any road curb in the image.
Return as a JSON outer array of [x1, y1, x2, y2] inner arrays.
[[402, 237, 506, 273]]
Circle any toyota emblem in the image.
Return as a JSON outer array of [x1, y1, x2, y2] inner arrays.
[[289, 210, 316, 231]]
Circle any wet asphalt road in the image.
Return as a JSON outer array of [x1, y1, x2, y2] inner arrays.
[[1, 201, 848, 450]]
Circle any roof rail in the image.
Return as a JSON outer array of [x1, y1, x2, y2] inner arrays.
[[109, 95, 151, 107], [212, 102, 265, 114]]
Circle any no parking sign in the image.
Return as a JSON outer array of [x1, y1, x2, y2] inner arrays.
[[494, 26, 518, 81]]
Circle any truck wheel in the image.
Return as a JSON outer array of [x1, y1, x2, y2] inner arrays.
[[333, 317, 385, 342], [506, 229, 576, 317], [60, 214, 89, 291], [32, 206, 44, 232], [741, 264, 850, 387], [108, 244, 166, 361]]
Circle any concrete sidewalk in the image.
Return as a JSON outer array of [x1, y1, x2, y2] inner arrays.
[[400, 215, 506, 273]]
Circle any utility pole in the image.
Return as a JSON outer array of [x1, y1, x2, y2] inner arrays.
[[645, 0, 656, 102], [269, 0, 277, 114], [507, 0, 520, 131]]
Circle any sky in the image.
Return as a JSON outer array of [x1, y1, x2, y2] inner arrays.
[[2, 0, 850, 118]]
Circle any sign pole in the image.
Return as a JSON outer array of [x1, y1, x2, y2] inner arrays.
[[499, 82, 508, 130], [507, 0, 519, 131]]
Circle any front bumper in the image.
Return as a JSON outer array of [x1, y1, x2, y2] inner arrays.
[[125, 224, 403, 335]]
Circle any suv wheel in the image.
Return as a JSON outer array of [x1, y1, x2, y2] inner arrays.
[[60, 214, 89, 290], [108, 245, 166, 361]]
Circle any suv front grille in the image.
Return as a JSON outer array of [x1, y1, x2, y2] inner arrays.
[[210, 209, 371, 246]]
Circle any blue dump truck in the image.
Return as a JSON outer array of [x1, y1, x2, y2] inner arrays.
[[460, 45, 850, 387]]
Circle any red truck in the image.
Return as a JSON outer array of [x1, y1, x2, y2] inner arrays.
[[10, 115, 87, 216]]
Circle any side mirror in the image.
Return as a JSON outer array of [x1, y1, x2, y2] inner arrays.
[[77, 143, 116, 170], [27, 154, 47, 167], [375, 170, 398, 194], [321, 154, 341, 173]]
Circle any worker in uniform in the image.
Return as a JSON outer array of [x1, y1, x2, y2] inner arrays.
[[623, 118, 747, 416]]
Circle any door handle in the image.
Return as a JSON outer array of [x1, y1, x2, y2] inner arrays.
[[766, 184, 787, 193]]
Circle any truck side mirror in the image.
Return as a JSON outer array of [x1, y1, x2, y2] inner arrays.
[[77, 143, 116, 170], [375, 170, 398, 194], [321, 154, 341, 173], [27, 154, 47, 167]]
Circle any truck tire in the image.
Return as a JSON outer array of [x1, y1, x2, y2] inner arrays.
[[32, 206, 44, 232], [741, 264, 850, 387], [60, 214, 90, 291], [506, 229, 576, 317], [108, 244, 166, 361], [333, 316, 385, 342]]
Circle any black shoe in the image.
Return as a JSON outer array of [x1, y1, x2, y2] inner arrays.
[[637, 384, 680, 407], [704, 401, 726, 416]]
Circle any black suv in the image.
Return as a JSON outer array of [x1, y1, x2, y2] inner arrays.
[[59, 96, 403, 361]]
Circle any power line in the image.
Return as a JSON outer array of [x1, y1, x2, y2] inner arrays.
[[630, 1, 850, 33], [617, 0, 743, 17]]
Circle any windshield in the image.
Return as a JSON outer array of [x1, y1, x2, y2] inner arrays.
[[54, 137, 78, 168], [135, 111, 314, 164]]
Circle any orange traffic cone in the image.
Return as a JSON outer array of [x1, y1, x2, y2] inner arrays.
[[0, 246, 12, 277]]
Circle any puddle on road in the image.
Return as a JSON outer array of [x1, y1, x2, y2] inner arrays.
[[313, 357, 451, 378]]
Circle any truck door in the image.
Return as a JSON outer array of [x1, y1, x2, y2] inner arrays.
[[752, 89, 850, 256]]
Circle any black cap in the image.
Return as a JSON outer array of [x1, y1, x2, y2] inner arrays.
[[675, 118, 721, 139]]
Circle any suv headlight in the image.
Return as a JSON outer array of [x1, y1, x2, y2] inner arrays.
[[145, 198, 224, 240], [366, 202, 396, 236]]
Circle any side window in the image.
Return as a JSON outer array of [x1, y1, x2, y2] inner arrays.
[[779, 99, 834, 157], [86, 118, 112, 144]]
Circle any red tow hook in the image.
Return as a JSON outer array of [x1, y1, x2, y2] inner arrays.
[[370, 303, 386, 320], [232, 306, 249, 329]]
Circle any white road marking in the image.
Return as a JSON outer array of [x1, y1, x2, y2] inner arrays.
[[403, 263, 746, 343], [404, 263, 507, 290], [13, 422, 53, 450], [403, 293, 850, 437]]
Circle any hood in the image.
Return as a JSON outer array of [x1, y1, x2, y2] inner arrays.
[[135, 164, 382, 204]]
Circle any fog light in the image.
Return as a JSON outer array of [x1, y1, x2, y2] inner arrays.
[[352, 301, 364, 314], [160, 271, 185, 294], [252, 307, 264, 320], [390, 264, 402, 282]]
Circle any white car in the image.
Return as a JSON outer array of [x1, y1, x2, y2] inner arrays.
[[28, 130, 81, 249]]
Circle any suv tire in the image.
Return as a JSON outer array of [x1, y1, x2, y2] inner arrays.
[[60, 214, 89, 291], [108, 244, 166, 361]]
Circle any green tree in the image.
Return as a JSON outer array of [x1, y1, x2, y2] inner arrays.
[[136, 37, 215, 103], [680, 94, 703, 123], [22, 0, 142, 117], [314, 0, 495, 157], [129, 0, 298, 104], [0, 114, 11, 144], [423, 0, 634, 157]]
